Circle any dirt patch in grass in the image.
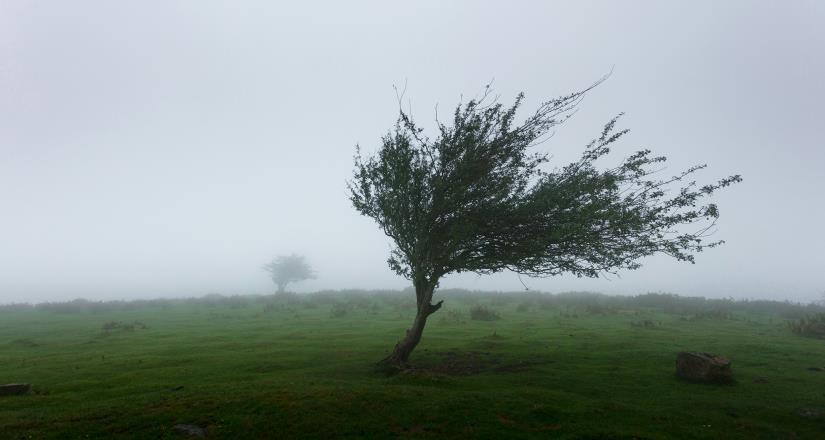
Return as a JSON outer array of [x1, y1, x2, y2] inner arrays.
[[8, 338, 40, 348], [492, 360, 535, 373], [407, 351, 539, 376]]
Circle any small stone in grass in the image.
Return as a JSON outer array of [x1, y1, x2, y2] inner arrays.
[[173, 424, 207, 438]]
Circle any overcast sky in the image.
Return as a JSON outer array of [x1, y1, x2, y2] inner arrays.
[[1, 1, 823, 304]]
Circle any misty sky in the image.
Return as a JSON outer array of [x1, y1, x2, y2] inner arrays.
[[1, 1, 824, 304]]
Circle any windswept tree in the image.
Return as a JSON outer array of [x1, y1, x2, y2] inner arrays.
[[263, 254, 316, 293], [349, 81, 740, 367]]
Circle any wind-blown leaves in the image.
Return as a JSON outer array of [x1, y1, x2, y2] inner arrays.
[[349, 84, 741, 285]]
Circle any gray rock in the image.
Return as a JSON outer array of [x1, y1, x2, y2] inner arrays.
[[676, 352, 733, 383], [173, 424, 207, 438], [0, 383, 31, 396], [797, 407, 824, 418]]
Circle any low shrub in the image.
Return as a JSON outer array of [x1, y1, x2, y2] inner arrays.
[[12, 289, 825, 319], [330, 303, 351, 318], [788, 313, 825, 338], [439, 309, 466, 324], [584, 303, 617, 315], [680, 309, 734, 321], [263, 302, 295, 314], [630, 319, 659, 329], [346, 295, 373, 310], [102, 321, 147, 333], [470, 305, 500, 321], [0, 303, 33, 313]]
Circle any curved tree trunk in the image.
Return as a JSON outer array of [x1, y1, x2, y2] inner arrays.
[[380, 280, 443, 367]]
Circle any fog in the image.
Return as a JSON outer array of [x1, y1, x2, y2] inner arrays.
[[1, 1, 823, 304]]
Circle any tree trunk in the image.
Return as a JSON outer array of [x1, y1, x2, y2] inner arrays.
[[380, 280, 443, 368]]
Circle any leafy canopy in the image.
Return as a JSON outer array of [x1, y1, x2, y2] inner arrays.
[[349, 83, 740, 284], [263, 254, 316, 290]]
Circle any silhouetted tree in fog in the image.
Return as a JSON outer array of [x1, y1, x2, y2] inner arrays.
[[263, 254, 316, 293], [349, 79, 741, 367]]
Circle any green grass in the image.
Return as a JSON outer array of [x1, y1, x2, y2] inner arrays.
[[1, 292, 824, 439]]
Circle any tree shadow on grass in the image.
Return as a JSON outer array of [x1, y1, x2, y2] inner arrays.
[[379, 350, 541, 377]]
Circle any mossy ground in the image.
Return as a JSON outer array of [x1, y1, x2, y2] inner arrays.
[[1, 292, 824, 439]]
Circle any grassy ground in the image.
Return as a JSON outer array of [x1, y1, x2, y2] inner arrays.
[[1, 291, 824, 439]]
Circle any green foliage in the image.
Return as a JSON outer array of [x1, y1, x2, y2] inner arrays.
[[583, 303, 618, 315], [262, 253, 316, 292], [349, 82, 741, 284], [788, 313, 825, 338], [330, 303, 352, 318], [469, 305, 501, 321], [101, 320, 148, 333], [630, 319, 659, 329], [7, 291, 822, 320], [439, 309, 466, 324]]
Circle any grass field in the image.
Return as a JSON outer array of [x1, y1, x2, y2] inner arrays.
[[1, 291, 824, 439]]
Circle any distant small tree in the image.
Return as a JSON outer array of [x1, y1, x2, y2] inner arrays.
[[349, 81, 741, 367], [263, 254, 316, 293]]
